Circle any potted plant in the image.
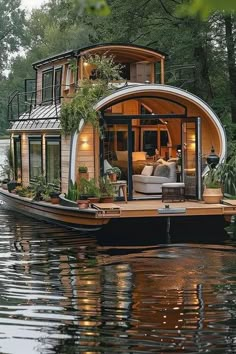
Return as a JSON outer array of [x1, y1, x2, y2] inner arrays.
[[106, 166, 121, 182], [78, 165, 89, 181], [49, 190, 61, 204], [78, 178, 101, 203], [203, 165, 223, 203], [99, 176, 115, 202]]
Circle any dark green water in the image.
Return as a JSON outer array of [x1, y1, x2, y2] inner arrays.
[[0, 208, 236, 353]]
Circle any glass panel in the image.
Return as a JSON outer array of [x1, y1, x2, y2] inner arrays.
[[14, 138, 22, 182], [46, 139, 61, 184], [54, 68, 62, 103], [104, 125, 128, 178], [142, 130, 157, 157], [182, 122, 197, 197], [160, 130, 168, 146], [42, 70, 53, 103], [29, 139, 42, 180]]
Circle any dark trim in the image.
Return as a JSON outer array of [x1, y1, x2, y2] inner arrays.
[[28, 136, 43, 181], [32, 50, 75, 69], [127, 120, 133, 201]]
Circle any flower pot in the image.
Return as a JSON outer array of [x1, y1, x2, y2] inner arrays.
[[100, 196, 114, 203], [88, 197, 100, 204], [77, 199, 90, 209], [202, 187, 223, 204], [51, 197, 60, 204]]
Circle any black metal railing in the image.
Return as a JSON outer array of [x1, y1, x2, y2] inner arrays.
[[7, 84, 77, 123]]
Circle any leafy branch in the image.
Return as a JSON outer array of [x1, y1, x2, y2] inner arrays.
[[60, 54, 124, 134]]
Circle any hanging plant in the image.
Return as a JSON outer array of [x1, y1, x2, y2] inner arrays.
[[60, 54, 124, 135]]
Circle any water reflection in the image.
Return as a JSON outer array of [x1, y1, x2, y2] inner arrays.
[[0, 208, 236, 353]]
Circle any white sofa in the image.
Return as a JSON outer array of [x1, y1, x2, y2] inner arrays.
[[132, 161, 177, 194]]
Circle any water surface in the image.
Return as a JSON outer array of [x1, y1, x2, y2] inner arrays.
[[0, 207, 236, 353]]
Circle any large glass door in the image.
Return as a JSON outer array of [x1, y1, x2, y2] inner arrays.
[[102, 119, 133, 201], [181, 117, 202, 199]]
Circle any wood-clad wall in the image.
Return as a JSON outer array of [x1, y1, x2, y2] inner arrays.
[[61, 134, 71, 193], [21, 133, 29, 186], [76, 123, 95, 181]]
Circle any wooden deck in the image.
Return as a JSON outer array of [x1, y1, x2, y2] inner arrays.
[[94, 199, 236, 219]]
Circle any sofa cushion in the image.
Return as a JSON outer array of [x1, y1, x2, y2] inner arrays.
[[141, 165, 153, 176], [154, 164, 170, 177]]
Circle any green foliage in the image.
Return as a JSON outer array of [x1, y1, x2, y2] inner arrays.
[[61, 0, 110, 18], [204, 156, 236, 195], [180, 0, 236, 18], [30, 175, 59, 201], [99, 176, 114, 197], [78, 177, 101, 197], [203, 166, 222, 189], [78, 165, 88, 173], [67, 180, 80, 201], [60, 54, 123, 134], [106, 166, 121, 179]]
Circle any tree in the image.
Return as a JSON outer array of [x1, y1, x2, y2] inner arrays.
[[0, 0, 26, 73], [181, 0, 236, 18]]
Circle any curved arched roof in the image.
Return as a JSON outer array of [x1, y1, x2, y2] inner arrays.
[[32, 43, 167, 68], [95, 84, 227, 161]]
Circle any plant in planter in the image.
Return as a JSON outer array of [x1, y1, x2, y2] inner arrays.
[[78, 178, 101, 202], [203, 155, 236, 203], [78, 165, 89, 181], [203, 165, 223, 203], [99, 176, 115, 202], [66, 180, 80, 201], [106, 166, 121, 182]]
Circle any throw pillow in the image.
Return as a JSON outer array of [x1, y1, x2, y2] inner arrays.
[[141, 165, 153, 176], [154, 164, 170, 177]]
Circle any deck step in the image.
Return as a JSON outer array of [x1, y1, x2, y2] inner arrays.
[[92, 203, 121, 217]]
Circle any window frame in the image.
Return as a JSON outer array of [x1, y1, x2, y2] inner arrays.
[[42, 68, 53, 103], [45, 136, 61, 185], [28, 136, 43, 181], [13, 135, 22, 182]]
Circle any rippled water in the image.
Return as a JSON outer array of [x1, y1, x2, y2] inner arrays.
[[0, 208, 236, 353]]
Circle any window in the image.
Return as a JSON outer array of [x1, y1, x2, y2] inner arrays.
[[42, 67, 62, 104], [45, 137, 61, 184], [42, 69, 53, 103], [29, 137, 42, 180], [142, 130, 158, 156], [13, 136, 22, 182]]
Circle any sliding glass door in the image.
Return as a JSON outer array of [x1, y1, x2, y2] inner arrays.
[[102, 119, 133, 201], [181, 117, 202, 199]]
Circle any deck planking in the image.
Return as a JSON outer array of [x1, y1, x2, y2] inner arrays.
[[102, 199, 236, 219]]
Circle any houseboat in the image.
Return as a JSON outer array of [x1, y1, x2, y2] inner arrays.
[[0, 42, 229, 231]]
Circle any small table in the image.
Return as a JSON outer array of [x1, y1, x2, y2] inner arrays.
[[111, 180, 128, 203]]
